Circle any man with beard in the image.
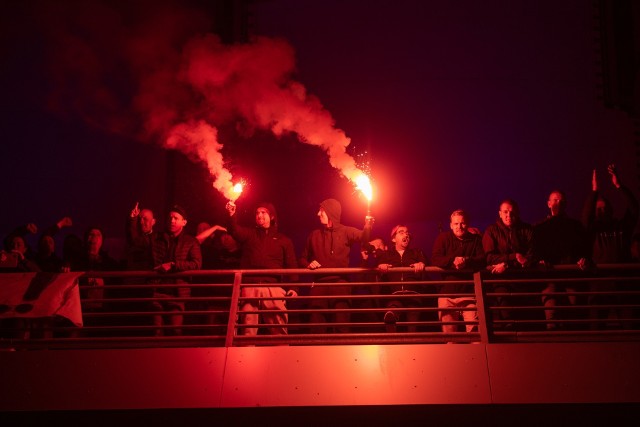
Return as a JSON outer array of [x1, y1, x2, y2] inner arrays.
[[226, 201, 297, 336]]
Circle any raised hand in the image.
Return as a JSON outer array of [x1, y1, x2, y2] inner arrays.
[[130, 202, 140, 218]]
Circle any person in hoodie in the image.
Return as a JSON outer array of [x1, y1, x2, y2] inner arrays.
[[226, 200, 298, 336], [300, 198, 373, 333]]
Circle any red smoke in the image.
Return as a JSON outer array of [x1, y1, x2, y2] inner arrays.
[[42, 1, 367, 200]]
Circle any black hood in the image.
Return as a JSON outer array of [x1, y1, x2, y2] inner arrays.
[[320, 198, 342, 226]]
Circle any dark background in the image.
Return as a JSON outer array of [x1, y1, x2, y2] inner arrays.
[[1, 0, 639, 261]]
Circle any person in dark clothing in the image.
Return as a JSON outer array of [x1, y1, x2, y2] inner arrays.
[[194, 222, 240, 333], [582, 164, 639, 328], [534, 190, 589, 330], [583, 165, 639, 264], [300, 198, 373, 333], [124, 203, 168, 335], [482, 199, 534, 329], [69, 226, 121, 337], [432, 210, 485, 334], [377, 225, 426, 332], [3, 223, 39, 270], [126, 203, 167, 272], [226, 200, 297, 336], [153, 205, 202, 336], [34, 216, 73, 273]]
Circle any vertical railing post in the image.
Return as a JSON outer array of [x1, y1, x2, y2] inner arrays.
[[225, 271, 243, 347], [474, 271, 491, 343]]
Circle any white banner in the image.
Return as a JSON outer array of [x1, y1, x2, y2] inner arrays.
[[0, 272, 84, 327]]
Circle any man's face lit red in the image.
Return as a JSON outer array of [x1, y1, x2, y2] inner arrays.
[[317, 208, 329, 226], [10, 236, 26, 255], [86, 229, 103, 253], [392, 226, 410, 250], [139, 209, 155, 234], [255, 207, 271, 229], [499, 203, 517, 227], [168, 212, 187, 235], [450, 214, 467, 239], [41, 235, 55, 255], [547, 192, 565, 216]]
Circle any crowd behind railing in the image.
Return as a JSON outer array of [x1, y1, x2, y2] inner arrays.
[[2, 165, 640, 348]]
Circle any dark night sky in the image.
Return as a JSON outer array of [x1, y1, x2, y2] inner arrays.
[[1, 0, 638, 260]]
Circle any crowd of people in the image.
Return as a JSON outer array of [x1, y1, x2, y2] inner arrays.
[[2, 164, 639, 337]]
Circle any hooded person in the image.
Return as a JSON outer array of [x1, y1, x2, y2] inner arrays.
[[225, 200, 298, 336], [300, 197, 373, 333]]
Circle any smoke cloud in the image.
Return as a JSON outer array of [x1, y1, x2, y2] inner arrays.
[[42, 1, 366, 200]]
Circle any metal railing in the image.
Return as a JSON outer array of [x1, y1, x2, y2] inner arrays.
[[1, 265, 640, 349]]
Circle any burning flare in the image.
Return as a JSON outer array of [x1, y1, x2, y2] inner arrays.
[[230, 182, 244, 201], [355, 173, 373, 202]]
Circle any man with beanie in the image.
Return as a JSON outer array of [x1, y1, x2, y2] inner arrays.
[[300, 198, 373, 333], [226, 200, 298, 336]]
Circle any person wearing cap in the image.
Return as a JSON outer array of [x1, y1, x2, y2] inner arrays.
[[225, 200, 298, 336], [153, 204, 202, 336], [300, 198, 373, 333], [377, 224, 426, 332]]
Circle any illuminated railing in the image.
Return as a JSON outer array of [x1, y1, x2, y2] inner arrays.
[[1, 265, 640, 349]]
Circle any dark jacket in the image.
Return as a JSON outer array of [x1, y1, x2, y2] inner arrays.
[[300, 198, 371, 269], [126, 216, 167, 271], [431, 230, 485, 293], [482, 220, 534, 268], [228, 205, 297, 287], [377, 247, 426, 293], [582, 185, 639, 263], [163, 232, 202, 273], [533, 213, 589, 265]]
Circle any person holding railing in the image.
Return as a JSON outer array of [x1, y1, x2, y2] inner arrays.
[[482, 199, 534, 330], [432, 209, 485, 335], [533, 190, 589, 330], [226, 200, 298, 336], [71, 226, 121, 337], [153, 205, 202, 336], [300, 198, 373, 334], [377, 225, 426, 333]]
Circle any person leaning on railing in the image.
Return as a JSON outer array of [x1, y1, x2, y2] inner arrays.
[[431, 209, 485, 335], [482, 198, 534, 330], [226, 200, 298, 336]]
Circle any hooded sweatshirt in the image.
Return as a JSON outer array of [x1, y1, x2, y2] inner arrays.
[[300, 198, 371, 269]]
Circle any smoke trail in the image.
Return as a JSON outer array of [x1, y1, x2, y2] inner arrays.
[[42, 1, 368, 199]]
